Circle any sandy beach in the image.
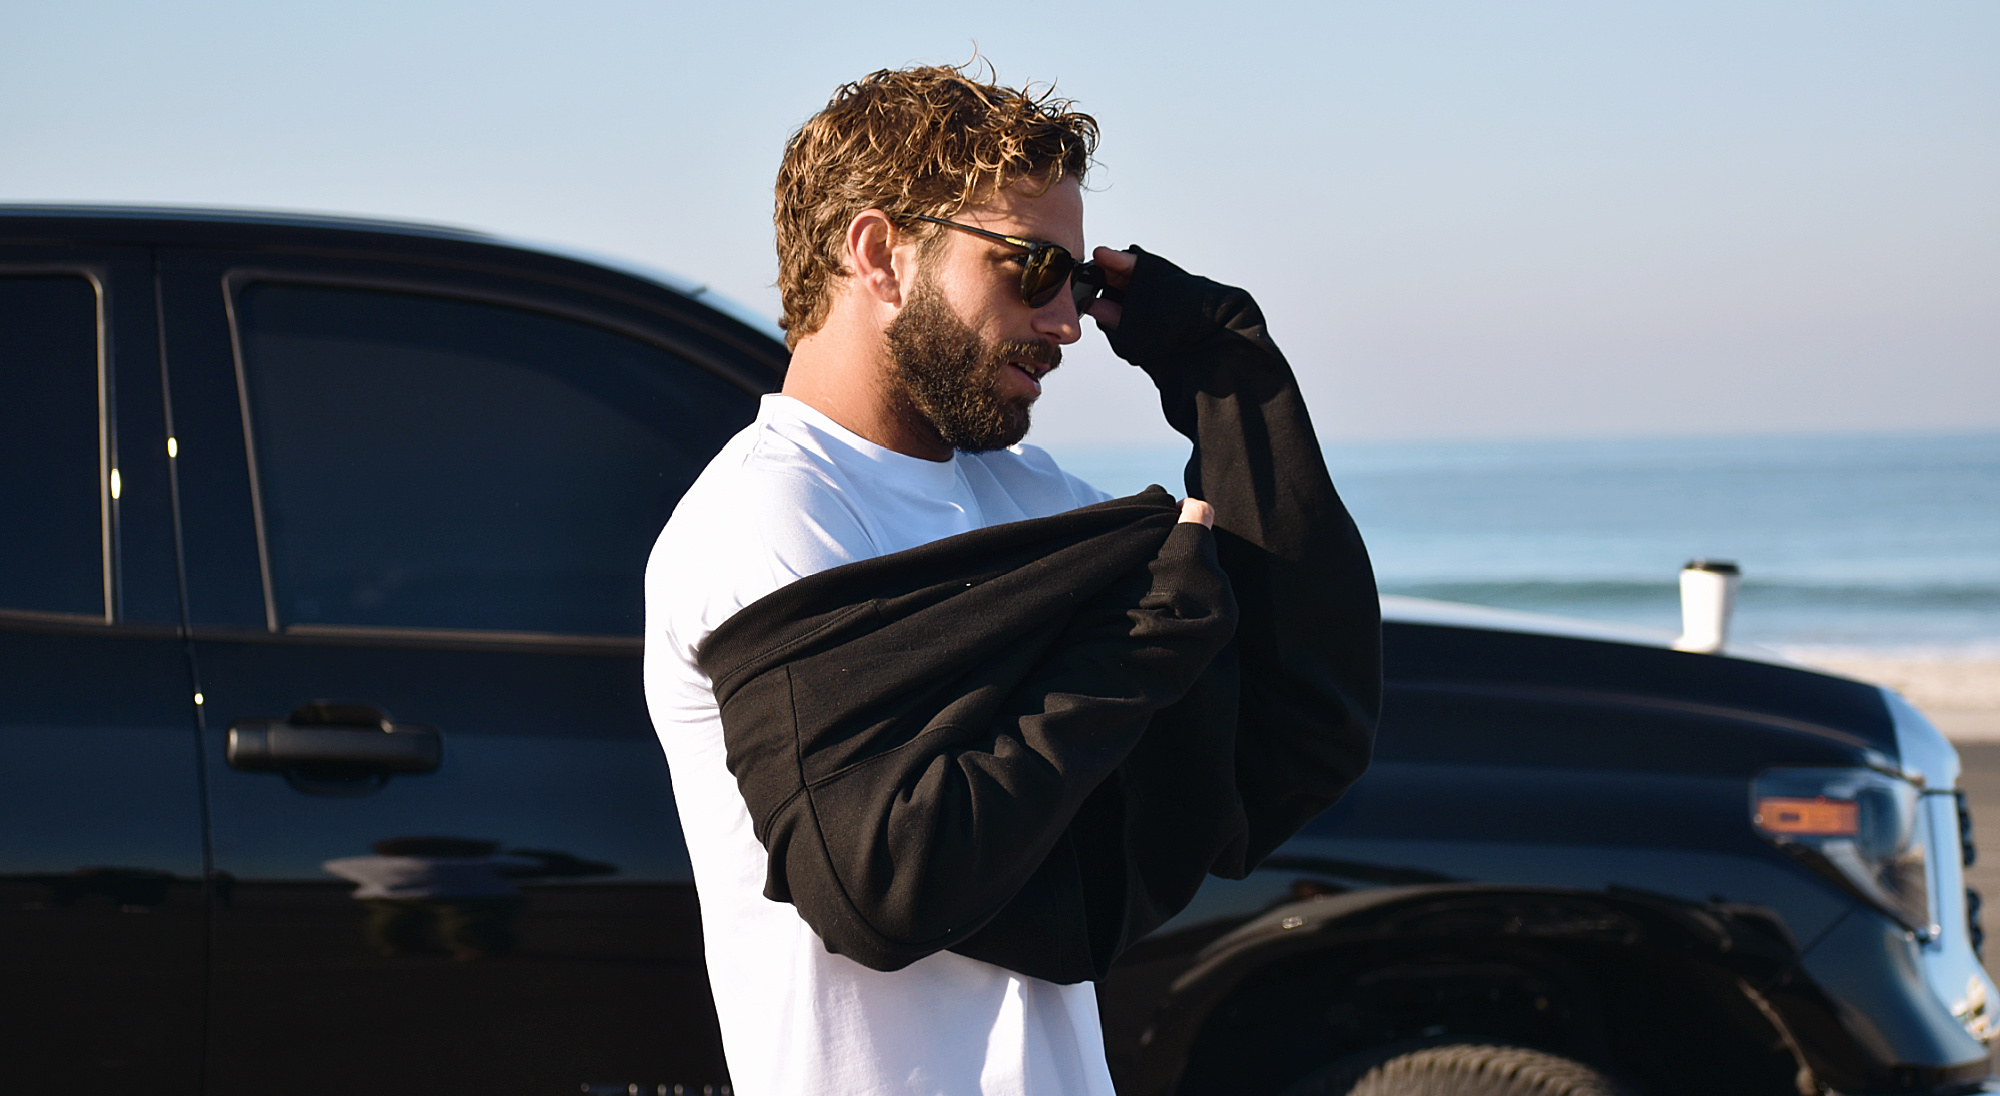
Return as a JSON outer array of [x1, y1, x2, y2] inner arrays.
[[1789, 654, 2000, 741]]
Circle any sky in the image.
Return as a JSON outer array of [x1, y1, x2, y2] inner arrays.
[[4, 1, 1994, 447]]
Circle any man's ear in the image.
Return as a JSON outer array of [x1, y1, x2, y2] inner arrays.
[[846, 210, 909, 308]]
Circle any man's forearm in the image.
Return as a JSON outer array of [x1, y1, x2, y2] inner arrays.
[[1107, 248, 1383, 868]]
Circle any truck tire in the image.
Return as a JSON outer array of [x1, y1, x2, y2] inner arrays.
[[1281, 1042, 1632, 1096]]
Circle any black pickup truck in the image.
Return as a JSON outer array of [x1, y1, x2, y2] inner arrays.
[[3, 207, 1991, 1095]]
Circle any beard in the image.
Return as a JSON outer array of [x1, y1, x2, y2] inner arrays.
[[885, 273, 1059, 454]]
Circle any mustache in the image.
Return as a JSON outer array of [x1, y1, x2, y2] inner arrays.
[[993, 339, 1061, 370]]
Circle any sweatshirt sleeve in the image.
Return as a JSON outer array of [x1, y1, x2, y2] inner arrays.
[[710, 515, 1236, 974], [1106, 248, 1382, 869]]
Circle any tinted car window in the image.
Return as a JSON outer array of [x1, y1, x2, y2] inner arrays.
[[235, 282, 752, 635], [0, 275, 103, 617]]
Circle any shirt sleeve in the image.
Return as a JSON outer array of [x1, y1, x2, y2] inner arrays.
[[698, 506, 1238, 982], [651, 465, 877, 658], [1104, 246, 1382, 871], [645, 458, 881, 762]]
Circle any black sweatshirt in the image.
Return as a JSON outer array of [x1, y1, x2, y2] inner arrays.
[[697, 249, 1381, 984]]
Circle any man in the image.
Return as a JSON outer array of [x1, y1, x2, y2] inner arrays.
[[644, 64, 1377, 1095]]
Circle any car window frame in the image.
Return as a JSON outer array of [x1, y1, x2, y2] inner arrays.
[[220, 266, 760, 647], [0, 262, 114, 626]]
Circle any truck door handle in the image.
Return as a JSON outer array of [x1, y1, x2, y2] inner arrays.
[[226, 701, 441, 774]]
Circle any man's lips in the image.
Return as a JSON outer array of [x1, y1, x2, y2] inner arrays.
[[1006, 359, 1054, 395]]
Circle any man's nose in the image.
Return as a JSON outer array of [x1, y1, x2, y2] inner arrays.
[[1033, 289, 1084, 345]]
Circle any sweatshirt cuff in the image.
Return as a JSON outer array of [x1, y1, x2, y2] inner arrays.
[[1143, 520, 1236, 625], [1104, 246, 1267, 368]]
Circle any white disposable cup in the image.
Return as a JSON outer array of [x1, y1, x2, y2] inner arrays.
[[1674, 560, 1741, 653]]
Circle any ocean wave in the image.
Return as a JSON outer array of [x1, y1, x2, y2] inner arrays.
[[1379, 579, 2000, 611], [1782, 644, 2000, 663]]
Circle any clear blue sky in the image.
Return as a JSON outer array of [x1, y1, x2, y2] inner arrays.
[[5, 1, 1994, 446]]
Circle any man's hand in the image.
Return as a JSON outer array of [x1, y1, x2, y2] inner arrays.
[[1178, 497, 1214, 528], [1083, 246, 1137, 330]]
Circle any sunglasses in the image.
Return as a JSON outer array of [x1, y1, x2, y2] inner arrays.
[[910, 214, 1115, 312]]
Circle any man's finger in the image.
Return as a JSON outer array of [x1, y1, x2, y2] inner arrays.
[[1085, 298, 1122, 330], [1178, 498, 1215, 528], [1091, 246, 1136, 288]]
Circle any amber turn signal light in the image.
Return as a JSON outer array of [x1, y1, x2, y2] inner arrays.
[[1755, 796, 1859, 836]]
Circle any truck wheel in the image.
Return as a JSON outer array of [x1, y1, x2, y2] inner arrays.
[[1282, 1042, 1632, 1096]]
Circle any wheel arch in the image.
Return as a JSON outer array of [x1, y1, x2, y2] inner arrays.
[[1121, 884, 1814, 1096]]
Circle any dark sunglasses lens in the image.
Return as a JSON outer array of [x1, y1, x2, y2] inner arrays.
[[1020, 245, 1075, 309], [1070, 262, 1105, 310]]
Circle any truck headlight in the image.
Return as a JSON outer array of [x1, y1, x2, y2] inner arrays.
[[1754, 767, 1933, 938]]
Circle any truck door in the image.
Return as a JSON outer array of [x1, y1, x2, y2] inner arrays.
[[157, 245, 761, 1095], [0, 243, 204, 1092]]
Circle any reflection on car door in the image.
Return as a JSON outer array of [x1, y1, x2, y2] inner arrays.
[[0, 246, 204, 1092], [159, 250, 759, 1094]]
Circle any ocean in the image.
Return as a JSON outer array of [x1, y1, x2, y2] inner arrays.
[[1043, 430, 2000, 659]]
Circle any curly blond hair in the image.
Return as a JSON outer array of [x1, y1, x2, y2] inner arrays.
[[774, 63, 1099, 348]]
